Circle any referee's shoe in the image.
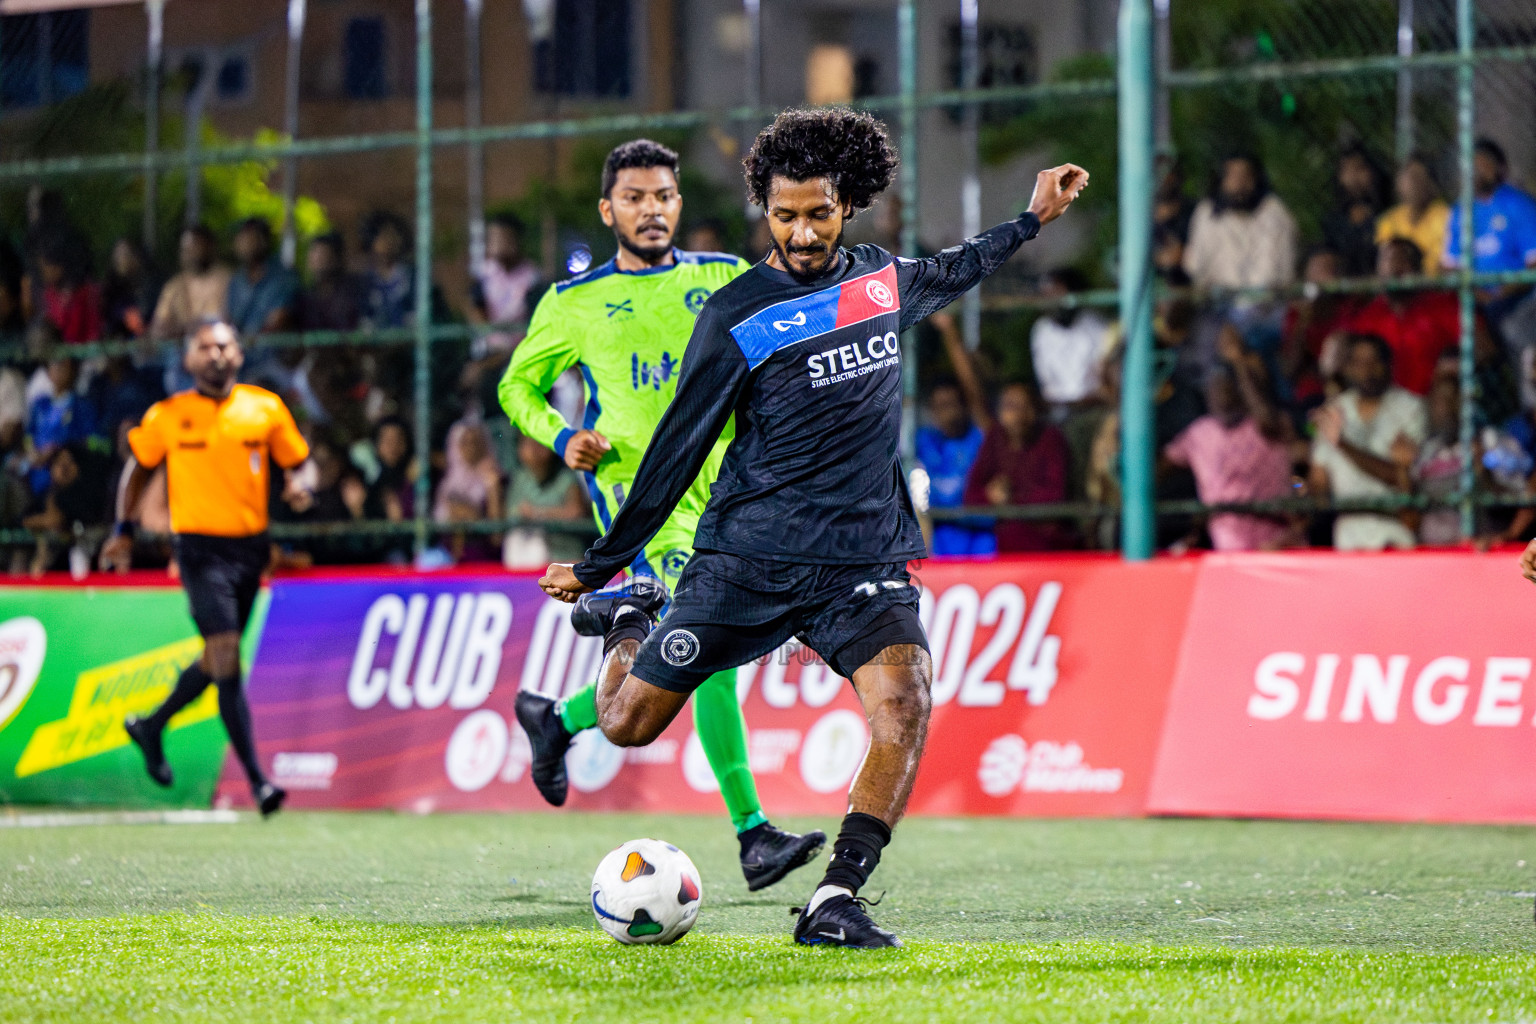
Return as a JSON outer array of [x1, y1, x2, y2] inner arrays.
[[124, 716, 173, 787]]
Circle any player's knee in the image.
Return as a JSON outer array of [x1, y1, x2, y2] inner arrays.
[[201, 635, 241, 679], [890, 676, 931, 728], [598, 703, 663, 748], [868, 671, 931, 742]]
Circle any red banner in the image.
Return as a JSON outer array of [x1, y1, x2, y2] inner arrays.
[[1147, 551, 1536, 824], [211, 550, 1536, 824], [907, 558, 1194, 816], [216, 558, 1192, 818]]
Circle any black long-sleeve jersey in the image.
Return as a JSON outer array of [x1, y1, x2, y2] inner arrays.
[[572, 212, 1042, 589]]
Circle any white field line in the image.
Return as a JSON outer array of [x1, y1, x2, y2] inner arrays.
[[0, 809, 241, 828]]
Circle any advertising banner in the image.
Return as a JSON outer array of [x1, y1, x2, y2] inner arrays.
[[1147, 552, 1536, 824], [219, 559, 1194, 818], [0, 585, 260, 808]]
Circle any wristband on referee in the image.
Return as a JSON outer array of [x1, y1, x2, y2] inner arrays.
[[111, 521, 136, 541]]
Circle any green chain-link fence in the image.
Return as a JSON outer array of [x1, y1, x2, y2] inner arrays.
[[2, 0, 1535, 569]]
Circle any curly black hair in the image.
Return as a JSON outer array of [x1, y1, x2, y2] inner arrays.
[[602, 139, 680, 197], [743, 108, 898, 213]]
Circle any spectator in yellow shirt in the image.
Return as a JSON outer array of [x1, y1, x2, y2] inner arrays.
[[1376, 156, 1450, 275]]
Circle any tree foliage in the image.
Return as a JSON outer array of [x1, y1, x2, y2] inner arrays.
[[978, 0, 1448, 276], [0, 82, 329, 268]]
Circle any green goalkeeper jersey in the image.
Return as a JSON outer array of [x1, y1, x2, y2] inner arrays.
[[497, 249, 750, 574]]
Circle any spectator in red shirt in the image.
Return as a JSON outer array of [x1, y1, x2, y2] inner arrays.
[[1280, 246, 1363, 409], [36, 236, 102, 345], [1338, 237, 1473, 395], [963, 380, 1073, 551]]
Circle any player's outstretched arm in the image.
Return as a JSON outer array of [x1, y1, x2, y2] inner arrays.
[[564, 307, 748, 592], [1027, 164, 1089, 225], [897, 162, 1088, 330]]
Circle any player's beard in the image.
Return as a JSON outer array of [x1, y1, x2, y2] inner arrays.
[[773, 230, 844, 284], [614, 220, 675, 265]]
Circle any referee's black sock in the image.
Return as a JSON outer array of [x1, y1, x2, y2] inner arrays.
[[815, 811, 892, 898], [215, 675, 267, 789], [145, 662, 212, 733]]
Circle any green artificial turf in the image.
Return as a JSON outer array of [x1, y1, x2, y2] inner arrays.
[[2, 812, 1534, 1022]]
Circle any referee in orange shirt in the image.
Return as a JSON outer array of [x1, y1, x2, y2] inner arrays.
[[101, 319, 312, 816]]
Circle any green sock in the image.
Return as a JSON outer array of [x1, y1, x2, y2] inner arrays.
[[557, 683, 599, 734], [692, 667, 765, 833]]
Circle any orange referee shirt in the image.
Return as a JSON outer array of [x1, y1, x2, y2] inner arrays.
[[128, 384, 310, 537]]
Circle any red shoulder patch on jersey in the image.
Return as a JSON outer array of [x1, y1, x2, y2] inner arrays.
[[832, 262, 900, 331]]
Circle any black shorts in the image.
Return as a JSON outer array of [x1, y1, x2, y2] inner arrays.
[[175, 533, 269, 637], [631, 551, 928, 693]]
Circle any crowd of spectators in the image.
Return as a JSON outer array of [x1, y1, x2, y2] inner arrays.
[[0, 192, 597, 574], [919, 137, 1536, 555], [4, 135, 1536, 573]]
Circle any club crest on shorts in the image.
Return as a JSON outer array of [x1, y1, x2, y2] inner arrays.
[[661, 629, 700, 666]]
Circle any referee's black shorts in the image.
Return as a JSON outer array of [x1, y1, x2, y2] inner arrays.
[[174, 533, 269, 637], [630, 551, 928, 694]]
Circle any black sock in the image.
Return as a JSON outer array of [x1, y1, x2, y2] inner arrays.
[[603, 605, 651, 655], [215, 675, 267, 789], [146, 663, 212, 732], [817, 812, 892, 895]]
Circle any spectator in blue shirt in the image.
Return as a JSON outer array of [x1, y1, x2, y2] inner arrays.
[[226, 217, 298, 338], [361, 210, 416, 330], [918, 312, 995, 556], [24, 355, 99, 496], [1443, 139, 1536, 334]]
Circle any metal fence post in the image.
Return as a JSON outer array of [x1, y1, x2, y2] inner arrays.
[[1395, 0, 1416, 165], [142, 0, 165, 253], [1456, 0, 1476, 537], [183, 82, 206, 227], [280, 0, 306, 269], [959, 0, 982, 353], [466, 0, 485, 272], [413, 0, 434, 559], [897, 0, 919, 461], [1153, 0, 1171, 154], [1118, 0, 1155, 560]]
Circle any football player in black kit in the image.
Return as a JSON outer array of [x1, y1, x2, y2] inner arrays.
[[539, 107, 1087, 947]]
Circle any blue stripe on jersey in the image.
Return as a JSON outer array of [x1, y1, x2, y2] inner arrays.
[[579, 362, 602, 431], [585, 471, 611, 529], [676, 250, 742, 266], [576, 362, 610, 528], [630, 546, 657, 578], [554, 259, 618, 294], [728, 279, 843, 370], [554, 250, 736, 294]]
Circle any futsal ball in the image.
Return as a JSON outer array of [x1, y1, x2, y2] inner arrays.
[[591, 838, 702, 944]]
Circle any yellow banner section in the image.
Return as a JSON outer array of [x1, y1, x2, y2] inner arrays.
[[15, 637, 215, 777]]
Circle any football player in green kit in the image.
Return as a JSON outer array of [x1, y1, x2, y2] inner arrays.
[[499, 140, 824, 891]]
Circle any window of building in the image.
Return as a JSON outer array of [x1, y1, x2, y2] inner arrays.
[[216, 53, 252, 103], [344, 17, 389, 99], [0, 10, 90, 112], [945, 20, 1037, 123], [533, 0, 631, 99]]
